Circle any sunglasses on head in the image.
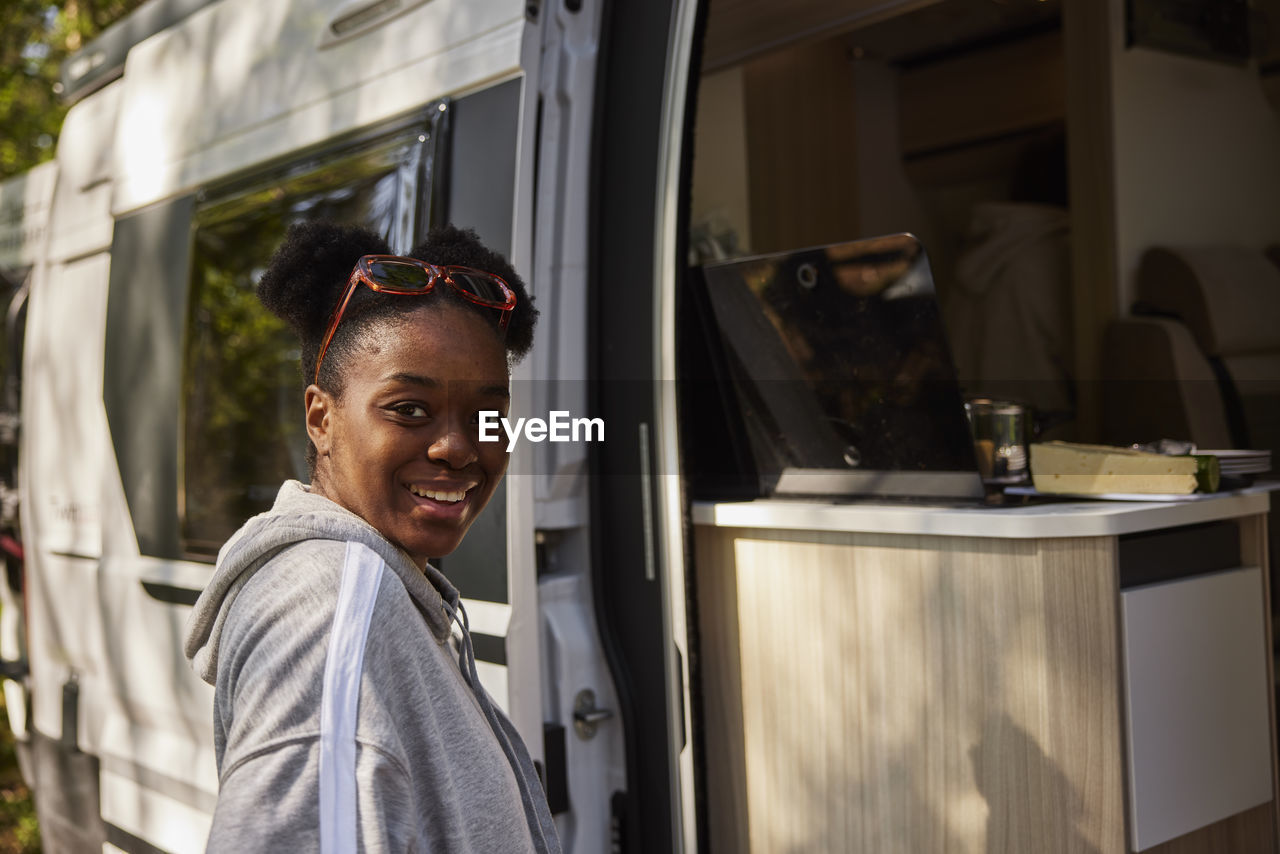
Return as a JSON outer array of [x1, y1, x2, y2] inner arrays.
[[314, 254, 517, 384]]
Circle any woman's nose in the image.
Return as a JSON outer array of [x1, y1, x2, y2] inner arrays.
[[426, 424, 479, 470]]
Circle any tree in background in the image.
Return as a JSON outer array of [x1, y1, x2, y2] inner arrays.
[[0, 0, 150, 180]]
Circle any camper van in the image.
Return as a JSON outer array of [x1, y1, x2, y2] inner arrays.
[[5, 0, 1280, 851], [1, 1, 677, 850]]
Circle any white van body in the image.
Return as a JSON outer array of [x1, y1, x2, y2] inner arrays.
[[1, 0, 703, 850]]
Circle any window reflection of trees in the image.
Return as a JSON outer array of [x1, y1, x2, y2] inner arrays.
[[182, 131, 432, 557], [0, 272, 23, 533]]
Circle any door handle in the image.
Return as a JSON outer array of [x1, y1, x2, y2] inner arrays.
[[140, 580, 201, 606]]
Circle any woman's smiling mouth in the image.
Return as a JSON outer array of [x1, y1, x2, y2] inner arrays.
[[406, 482, 477, 504]]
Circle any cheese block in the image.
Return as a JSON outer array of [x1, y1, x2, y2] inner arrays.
[[1029, 441, 1199, 495]]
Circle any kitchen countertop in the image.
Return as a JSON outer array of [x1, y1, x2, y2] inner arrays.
[[691, 482, 1279, 539]]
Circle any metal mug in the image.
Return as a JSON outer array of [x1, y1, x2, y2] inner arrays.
[[964, 398, 1030, 485]]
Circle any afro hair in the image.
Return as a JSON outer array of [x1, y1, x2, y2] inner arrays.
[[257, 220, 537, 392]]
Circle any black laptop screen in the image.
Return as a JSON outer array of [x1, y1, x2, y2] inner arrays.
[[688, 233, 981, 498]]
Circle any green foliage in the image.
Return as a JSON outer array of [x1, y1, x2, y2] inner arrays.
[[0, 686, 37, 853], [182, 217, 304, 553], [0, 0, 150, 181]]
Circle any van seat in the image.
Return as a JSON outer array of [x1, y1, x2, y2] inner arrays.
[[1102, 316, 1231, 449], [1129, 246, 1280, 452]]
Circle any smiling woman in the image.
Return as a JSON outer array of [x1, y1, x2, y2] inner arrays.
[[308, 304, 513, 563], [181, 221, 558, 853]]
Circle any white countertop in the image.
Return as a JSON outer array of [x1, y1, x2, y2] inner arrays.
[[691, 483, 1278, 539]]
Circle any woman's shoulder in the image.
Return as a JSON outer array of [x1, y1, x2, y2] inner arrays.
[[239, 538, 349, 607], [218, 541, 348, 672], [227, 538, 432, 647], [222, 538, 447, 733], [217, 539, 419, 715]]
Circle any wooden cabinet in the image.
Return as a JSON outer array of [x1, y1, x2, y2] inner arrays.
[[692, 495, 1277, 853]]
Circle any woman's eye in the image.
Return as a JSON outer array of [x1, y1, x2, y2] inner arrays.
[[392, 403, 429, 419]]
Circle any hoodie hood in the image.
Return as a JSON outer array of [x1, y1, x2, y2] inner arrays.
[[953, 202, 1069, 297], [183, 480, 459, 685]]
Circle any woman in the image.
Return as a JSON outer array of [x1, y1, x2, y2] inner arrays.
[[183, 221, 560, 853]]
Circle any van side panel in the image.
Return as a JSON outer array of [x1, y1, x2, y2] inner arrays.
[[22, 73, 123, 749], [21, 253, 113, 853], [0, 159, 58, 744], [20, 70, 219, 852], [0, 162, 57, 272], [15, 76, 125, 854], [112, 0, 525, 215]]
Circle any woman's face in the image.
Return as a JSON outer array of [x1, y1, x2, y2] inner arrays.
[[307, 302, 511, 566]]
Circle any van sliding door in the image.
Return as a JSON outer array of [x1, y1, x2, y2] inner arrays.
[[590, 0, 701, 851]]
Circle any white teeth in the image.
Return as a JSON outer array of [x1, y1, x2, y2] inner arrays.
[[408, 485, 470, 503]]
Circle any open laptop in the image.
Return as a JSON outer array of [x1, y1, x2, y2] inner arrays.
[[686, 233, 983, 500]]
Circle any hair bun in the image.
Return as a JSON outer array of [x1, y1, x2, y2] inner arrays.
[[256, 221, 391, 341], [409, 224, 537, 359]]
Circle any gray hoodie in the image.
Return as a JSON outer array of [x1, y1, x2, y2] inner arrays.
[[183, 481, 561, 854]]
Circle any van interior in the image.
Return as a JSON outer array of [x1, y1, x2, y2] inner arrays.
[[681, 0, 1280, 584], [684, 0, 1280, 449], [679, 2, 1280, 849]]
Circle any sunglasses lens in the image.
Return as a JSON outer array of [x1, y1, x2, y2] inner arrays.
[[365, 259, 434, 290], [448, 271, 511, 306]]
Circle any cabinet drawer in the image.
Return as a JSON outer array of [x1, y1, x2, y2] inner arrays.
[[1121, 566, 1273, 851]]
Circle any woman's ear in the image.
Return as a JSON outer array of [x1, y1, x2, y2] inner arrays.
[[305, 385, 334, 457]]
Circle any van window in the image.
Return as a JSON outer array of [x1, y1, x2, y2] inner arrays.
[[181, 111, 445, 557], [0, 268, 27, 413], [0, 269, 25, 532]]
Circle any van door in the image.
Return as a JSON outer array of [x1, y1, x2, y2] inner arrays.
[[547, 0, 700, 850], [0, 161, 55, 750], [507, 3, 632, 850]]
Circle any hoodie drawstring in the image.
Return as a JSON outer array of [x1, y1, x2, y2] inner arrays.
[[442, 599, 557, 854]]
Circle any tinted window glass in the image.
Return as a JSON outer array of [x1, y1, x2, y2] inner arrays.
[[181, 112, 445, 557], [0, 269, 25, 530], [0, 269, 27, 414]]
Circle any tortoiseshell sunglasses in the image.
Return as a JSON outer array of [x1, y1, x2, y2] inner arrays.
[[314, 255, 516, 384]]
